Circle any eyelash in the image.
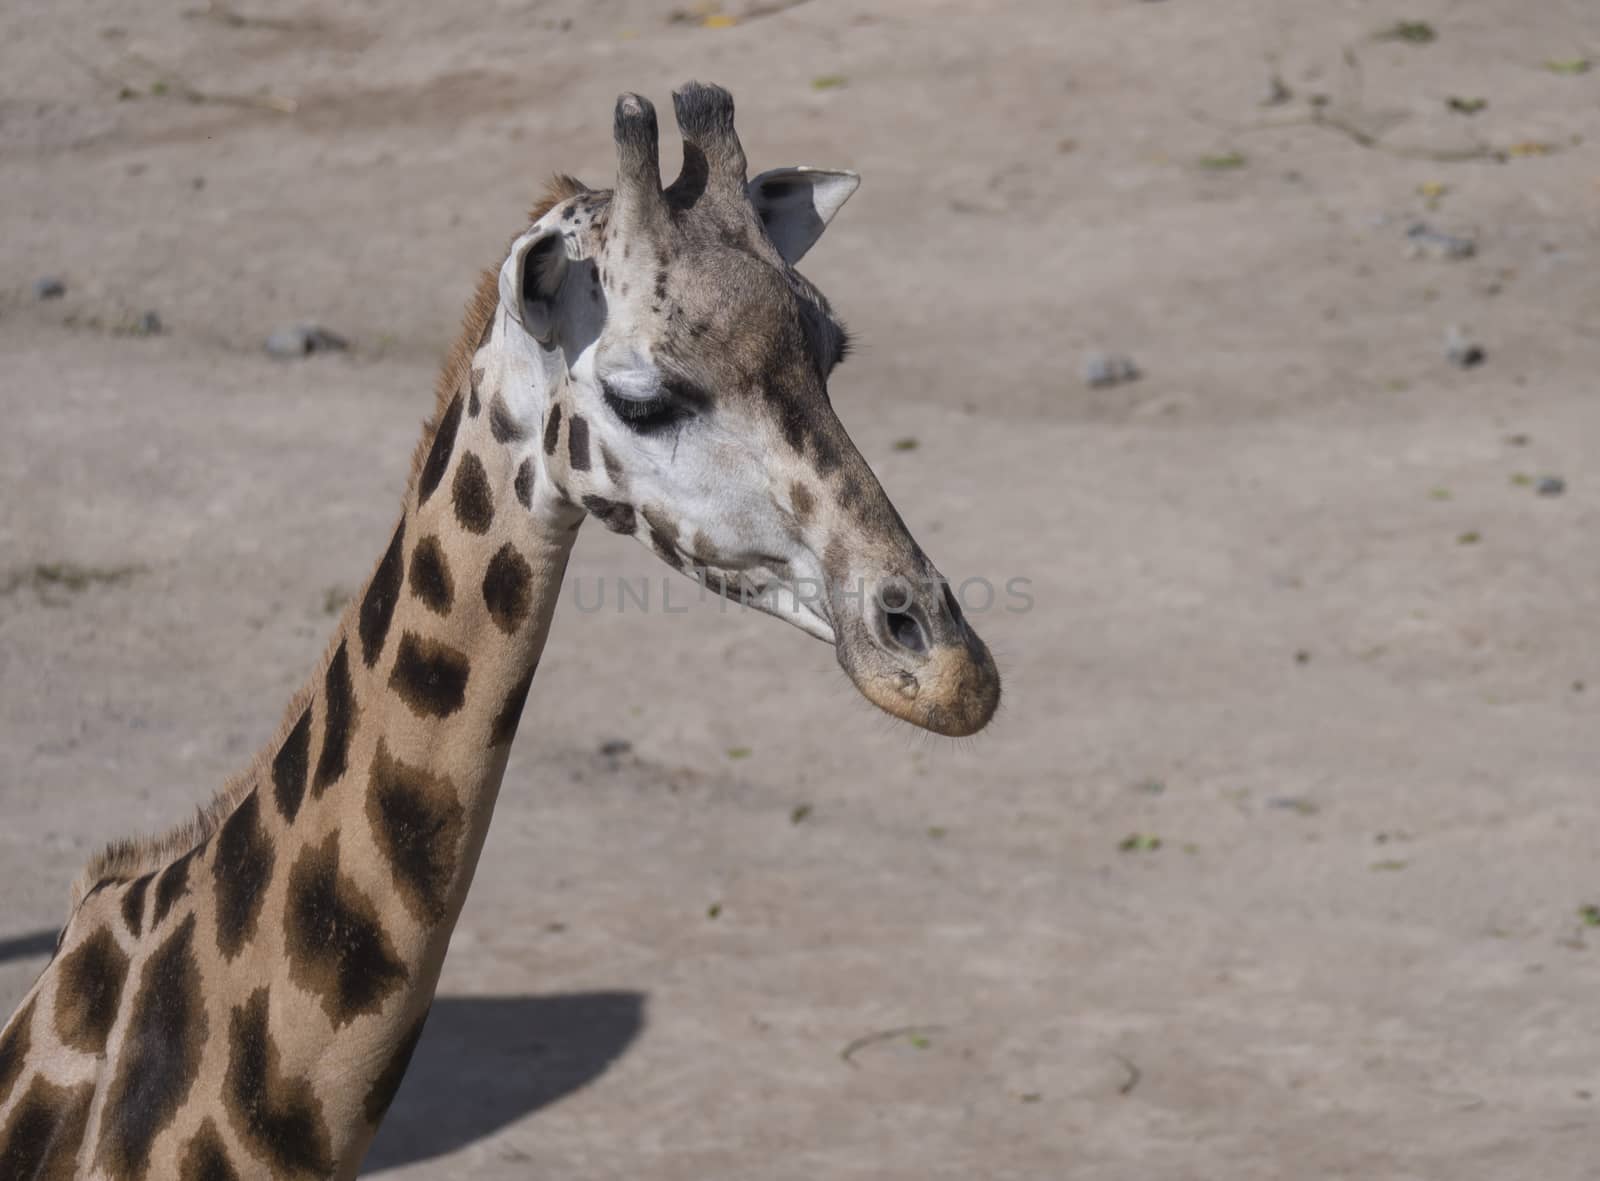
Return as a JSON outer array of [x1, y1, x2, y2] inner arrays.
[[601, 378, 700, 434]]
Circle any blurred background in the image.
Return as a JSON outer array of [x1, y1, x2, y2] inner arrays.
[[2, 1, 1598, 1176]]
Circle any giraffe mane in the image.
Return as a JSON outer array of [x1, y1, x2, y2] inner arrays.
[[71, 173, 594, 914]]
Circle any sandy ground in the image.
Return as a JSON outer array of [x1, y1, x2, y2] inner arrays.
[[3, 0, 1600, 1176]]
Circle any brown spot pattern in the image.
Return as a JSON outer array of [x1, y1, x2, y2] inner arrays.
[[312, 640, 358, 797], [407, 534, 454, 616], [271, 707, 312, 823], [388, 632, 471, 719], [121, 873, 152, 938], [283, 833, 407, 1027], [0, 1075, 94, 1181], [52, 926, 130, 1054], [366, 741, 466, 926], [542, 404, 562, 457], [96, 915, 207, 1181], [567, 414, 590, 471], [178, 1119, 239, 1181], [451, 452, 494, 534], [151, 845, 200, 930], [223, 989, 333, 1179], [790, 481, 815, 524], [489, 666, 535, 748], [481, 543, 533, 634], [0, 997, 35, 1111], [212, 791, 274, 961]]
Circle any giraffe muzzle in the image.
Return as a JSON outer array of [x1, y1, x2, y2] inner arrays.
[[832, 574, 1001, 737]]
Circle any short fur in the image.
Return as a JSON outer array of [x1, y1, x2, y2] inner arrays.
[[71, 173, 593, 912]]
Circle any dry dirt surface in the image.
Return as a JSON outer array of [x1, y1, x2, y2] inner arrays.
[[3, 1, 1599, 1177]]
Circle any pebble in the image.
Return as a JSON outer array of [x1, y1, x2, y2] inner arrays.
[[598, 739, 632, 757], [1536, 476, 1566, 497], [1406, 222, 1476, 260], [130, 310, 162, 336], [33, 276, 66, 300], [266, 323, 349, 358], [1260, 75, 1293, 107], [1083, 352, 1141, 388], [1444, 326, 1485, 368]]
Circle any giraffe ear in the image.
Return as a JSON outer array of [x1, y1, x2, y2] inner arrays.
[[748, 167, 859, 265], [500, 227, 571, 345]]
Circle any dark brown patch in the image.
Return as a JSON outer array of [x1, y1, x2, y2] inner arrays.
[[363, 1009, 430, 1124], [417, 393, 463, 507], [95, 915, 207, 1181], [489, 394, 526, 444], [224, 989, 333, 1179], [312, 639, 358, 796], [359, 519, 406, 668], [408, 534, 454, 615], [388, 632, 470, 719], [838, 473, 863, 513], [690, 530, 719, 563], [451, 452, 494, 534], [542, 404, 562, 457], [121, 872, 152, 937], [212, 791, 274, 960], [582, 494, 636, 535], [0, 997, 35, 1111], [0, 1075, 93, 1181], [283, 833, 407, 1027], [514, 459, 535, 508], [151, 844, 200, 929], [489, 666, 535, 748], [600, 442, 623, 484], [482, 543, 533, 634], [271, 706, 313, 823], [178, 1118, 239, 1181], [790, 481, 816, 525], [567, 414, 591, 472], [642, 507, 681, 569], [52, 926, 130, 1054], [366, 741, 466, 926]]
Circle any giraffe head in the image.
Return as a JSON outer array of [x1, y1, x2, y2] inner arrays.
[[497, 83, 1000, 736]]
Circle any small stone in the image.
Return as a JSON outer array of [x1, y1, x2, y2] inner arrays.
[[1406, 222, 1476, 260], [33, 276, 66, 300], [598, 738, 632, 757], [1083, 352, 1141, 388], [1260, 75, 1293, 107], [1444, 326, 1485, 368], [129, 310, 162, 336], [266, 323, 349, 358], [1536, 476, 1566, 498]]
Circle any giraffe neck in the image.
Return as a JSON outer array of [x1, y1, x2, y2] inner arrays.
[[215, 295, 582, 1166], [0, 288, 589, 1180]]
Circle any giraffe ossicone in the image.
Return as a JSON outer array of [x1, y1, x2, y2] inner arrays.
[[0, 81, 1000, 1179]]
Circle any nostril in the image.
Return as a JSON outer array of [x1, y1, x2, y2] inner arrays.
[[885, 607, 930, 656]]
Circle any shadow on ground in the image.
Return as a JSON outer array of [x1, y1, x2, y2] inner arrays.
[[361, 991, 647, 1174], [0, 928, 57, 964]]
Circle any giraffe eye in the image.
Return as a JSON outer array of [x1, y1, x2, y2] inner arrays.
[[601, 379, 690, 434]]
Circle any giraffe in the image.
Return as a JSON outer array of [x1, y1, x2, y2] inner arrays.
[[0, 82, 1001, 1180]]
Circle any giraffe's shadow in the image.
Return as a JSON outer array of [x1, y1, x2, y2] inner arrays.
[[360, 991, 646, 1175]]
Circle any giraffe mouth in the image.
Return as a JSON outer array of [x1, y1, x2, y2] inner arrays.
[[685, 561, 837, 644]]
